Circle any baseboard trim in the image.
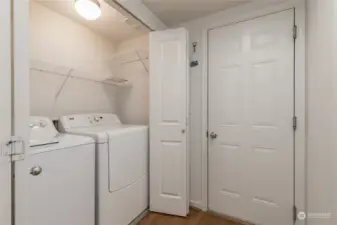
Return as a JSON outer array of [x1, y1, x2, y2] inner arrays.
[[208, 210, 252, 225], [129, 209, 149, 225], [190, 201, 208, 212]]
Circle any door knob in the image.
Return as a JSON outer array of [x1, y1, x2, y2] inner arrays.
[[30, 165, 42, 176], [210, 132, 218, 139]]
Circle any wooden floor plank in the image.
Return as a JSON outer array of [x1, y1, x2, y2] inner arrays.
[[137, 209, 242, 225]]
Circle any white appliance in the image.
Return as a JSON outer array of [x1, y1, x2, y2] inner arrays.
[[59, 113, 149, 225], [15, 117, 96, 225]]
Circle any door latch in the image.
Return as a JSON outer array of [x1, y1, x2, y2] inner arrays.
[[210, 132, 218, 139], [5, 136, 25, 161]]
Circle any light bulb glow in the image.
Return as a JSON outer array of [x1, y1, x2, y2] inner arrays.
[[75, 0, 101, 21]]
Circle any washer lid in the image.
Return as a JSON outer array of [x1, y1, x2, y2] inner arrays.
[[28, 134, 95, 155]]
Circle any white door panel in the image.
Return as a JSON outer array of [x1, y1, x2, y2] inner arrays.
[[15, 145, 95, 225], [13, 0, 30, 151], [0, 1, 29, 225], [209, 10, 294, 225], [0, 1, 12, 225], [150, 28, 189, 217]]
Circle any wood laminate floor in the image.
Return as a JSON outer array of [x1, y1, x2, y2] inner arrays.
[[137, 209, 242, 225]]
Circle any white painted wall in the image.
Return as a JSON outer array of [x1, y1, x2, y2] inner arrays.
[[306, 1, 337, 224], [30, 2, 117, 118], [186, 28, 205, 210], [114, 35, 149, 125]]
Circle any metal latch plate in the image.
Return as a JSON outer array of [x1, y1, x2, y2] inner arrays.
[[5, 136, 25, 161]]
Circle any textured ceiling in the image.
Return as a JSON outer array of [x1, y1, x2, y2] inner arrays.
[[142, 0, 252, 26], [35, 0, 149, 43]]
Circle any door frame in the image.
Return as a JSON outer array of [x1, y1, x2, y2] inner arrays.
[[199, 1, 306, 224], [0, 1, 13, 225]]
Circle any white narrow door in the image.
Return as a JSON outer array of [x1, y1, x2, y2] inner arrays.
[[13, 0, 30, 224], [0, 1, 13, 225], [12, 0, 30, 147], [209, 10, 294, 225], [149, 28, 189, 217]]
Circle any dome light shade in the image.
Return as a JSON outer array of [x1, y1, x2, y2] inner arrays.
[[75, 0, 101, 21]]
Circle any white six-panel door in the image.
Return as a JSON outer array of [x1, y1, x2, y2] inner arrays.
[[149, 28, 189, 217], [0, 1, 13, 225], [209, 10, 294, 225]]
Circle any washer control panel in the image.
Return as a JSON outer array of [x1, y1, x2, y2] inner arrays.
[[29, 117, 59, 147]]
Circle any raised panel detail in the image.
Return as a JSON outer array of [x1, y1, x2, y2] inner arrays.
[[218, 66, 242, 125], [161, 141, 182, 198], [251, 31, 275, 49], [161, 41, 181, 123], [252, 61, 278, 126]]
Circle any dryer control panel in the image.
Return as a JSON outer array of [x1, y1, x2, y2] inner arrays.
[[60, 113, 121, 130]]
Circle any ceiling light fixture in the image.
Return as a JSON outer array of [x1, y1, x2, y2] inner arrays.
[[74, 0, 102, 21]]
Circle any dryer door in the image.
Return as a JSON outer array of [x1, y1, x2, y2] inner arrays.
[[108, 127, 148, 192]]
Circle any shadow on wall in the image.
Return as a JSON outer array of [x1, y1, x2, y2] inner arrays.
[[114, 58, 149, 125], [112, 34, 150, 125], [30, 61, 118, 118]]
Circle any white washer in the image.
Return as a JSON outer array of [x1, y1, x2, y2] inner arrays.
[[59, 113, 149, 225], [15, 117, 96, 225]]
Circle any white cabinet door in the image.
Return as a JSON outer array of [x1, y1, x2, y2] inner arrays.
[[13, 0, 30, 154], [209, 10, 294, 225], [0, 1, 13, 225], [149, 28, 189, 217], [0, 0, 29, 224]]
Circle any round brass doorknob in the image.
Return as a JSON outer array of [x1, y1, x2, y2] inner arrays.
[[30, 165, 42, 176]]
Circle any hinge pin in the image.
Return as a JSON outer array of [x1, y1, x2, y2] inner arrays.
[[293, 116, 297, 130], [293, 205, 298, 221], [293, 25, 297, 40]]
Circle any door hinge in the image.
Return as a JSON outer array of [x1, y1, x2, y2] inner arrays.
[[5, 136, 25, 161], [293, 116, 297, 131], [293, 205, 298, 221], [293, 25, 298, 40], [190, 60, 199, 67]]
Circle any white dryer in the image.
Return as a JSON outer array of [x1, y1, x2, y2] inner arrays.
[[15, 117, 96, 225], [59, 113, 148, 225]]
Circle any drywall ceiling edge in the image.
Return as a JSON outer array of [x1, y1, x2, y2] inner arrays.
[[107, 0, 167, 30]]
